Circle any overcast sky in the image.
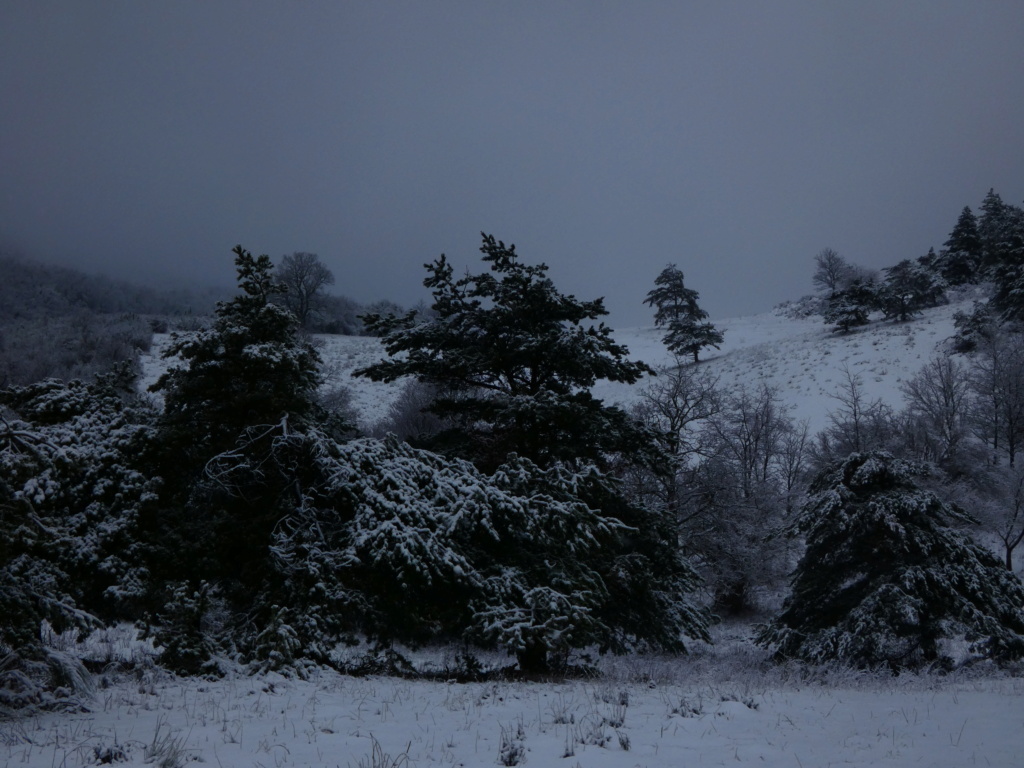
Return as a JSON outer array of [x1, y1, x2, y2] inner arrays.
[[2, 1, 1023, 326]]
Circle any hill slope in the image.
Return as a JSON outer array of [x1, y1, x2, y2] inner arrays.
[[251, 296, 972, 434], [595, 298, 969, 435]]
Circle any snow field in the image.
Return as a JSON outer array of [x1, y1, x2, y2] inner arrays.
[[3, 666, 1021, 767]]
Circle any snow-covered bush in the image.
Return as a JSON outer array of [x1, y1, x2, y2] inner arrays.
[[262, 432, 708, 674], [0, 370, 155, 708]]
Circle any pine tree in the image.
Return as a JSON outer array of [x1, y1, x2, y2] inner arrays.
[[978, 189, 1011, 270], [758, 452, 1024, 670], [939, 206, 982, 285], [151, 246, 323, 469], [265, 432, 709, 674], [356, 233, 657, 472], [977, 193, 1024, 322], [0, 371, 155, 709], [645, 265, 723, 363], [876, 259, 945, 322], [144, 246, 329, 630], [823, 280, 875, 333]]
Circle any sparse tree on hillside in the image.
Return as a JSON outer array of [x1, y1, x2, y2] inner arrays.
[[276, 252, 335, 329], [758, 451, 1024, 669], [645, 265, 723, 363], [876, 259, 945, 322], [811, 365, 897, 470], [695, 384, 804, 613], [823, 279, 875, 333], [965, 463, 1024, 572], [968, 330, 1024, 468], [812, 247, 854, 294]]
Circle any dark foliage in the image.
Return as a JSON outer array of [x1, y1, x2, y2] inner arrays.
[[357, 233, 658, 472], [644, 264, 724, 363], [759, 452, 1024, 669]]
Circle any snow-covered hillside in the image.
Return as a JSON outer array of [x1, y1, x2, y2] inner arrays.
[[595, 298, 968, 435], [133, 298, 967, 435]]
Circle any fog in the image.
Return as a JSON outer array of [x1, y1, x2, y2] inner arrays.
[[2, 1, 1023, 325]]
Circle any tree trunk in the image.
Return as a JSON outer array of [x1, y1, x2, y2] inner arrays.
[[516, 640, 549, 676]]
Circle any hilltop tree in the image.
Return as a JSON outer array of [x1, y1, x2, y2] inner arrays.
[[356, 233, 658, 472], [939, 206, 982, 285], [758, 452, 1024, 669], [812, 247, 854, 293], [645, 264, 723, 363], [977, 192, 1024, 322], [876, 259, 945, 322]]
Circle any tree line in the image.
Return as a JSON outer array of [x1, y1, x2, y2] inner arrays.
[[813, 189, 1024, 333], [3, 223, 1024, 713]]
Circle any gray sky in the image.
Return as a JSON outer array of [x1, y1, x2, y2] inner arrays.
[[2, 1, 1023, 326]]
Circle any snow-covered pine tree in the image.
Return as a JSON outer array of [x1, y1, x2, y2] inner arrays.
[[151, 245, 323, 470], [982, 200, 1024, 322], [265, 433, 709, 674], [823, 280, 875, 333], [0, 370, 156, 709], [938, 205, 983, 286], [758, 451, 1024, 670], [876, 259, 946, 322], [644, 264, 724, 363], [144, 246, 332, 643], [356, 234, 657, 472]]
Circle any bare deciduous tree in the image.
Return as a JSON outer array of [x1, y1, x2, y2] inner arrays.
[[276, 252, 335, 328], [900, 354, 972, 466], [969, 331, 1024, 467], [811, 247, 854, 294]]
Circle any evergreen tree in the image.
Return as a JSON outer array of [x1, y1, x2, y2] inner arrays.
[[938, 205, 982, 285], [978, 195, 1024, 322], [645, 265, 723, 363], [356, 233, 657, 472], [144, 246, 329, 633], [978, 189, 1012, 270], [823, 280, 875, 333], [950, 300, 997, 354], [0, 370, 155, 709], [263, 432, 709, 674], [758, 452, 1024, 669], [151, 246, 323, 469], [876, 259, 945, 322]]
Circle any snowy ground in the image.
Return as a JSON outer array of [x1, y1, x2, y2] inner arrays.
[[5, 635, 1022, 768], [592, 298, 970, 436]]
